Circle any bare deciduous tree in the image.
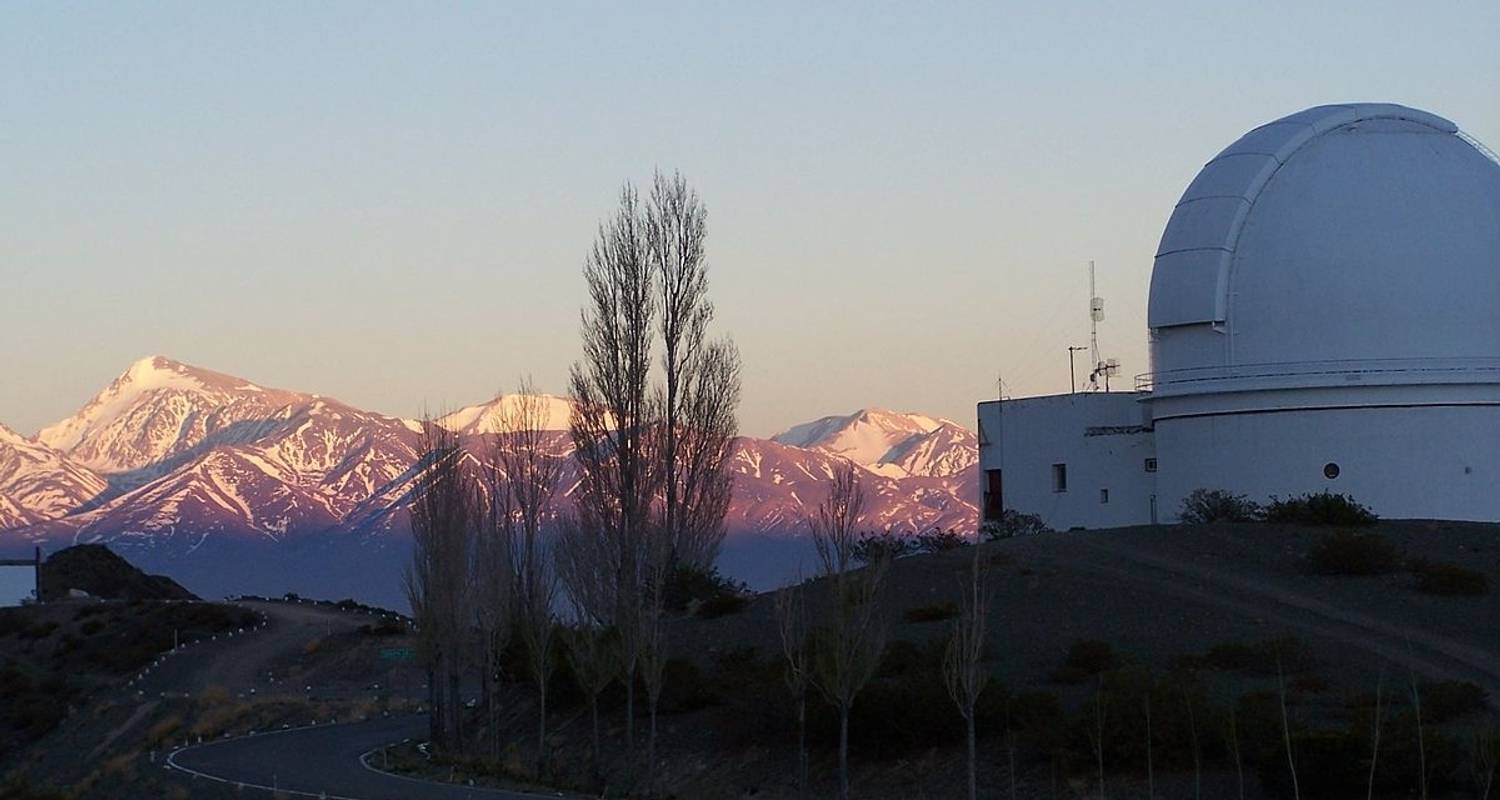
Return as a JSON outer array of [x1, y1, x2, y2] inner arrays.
[[570, 183, 659, 755], [1278, 658, 1300, 800], [495, 382, 563, 774], [556, 510, 619, 786], [404, 418, 474, 754], [775, 576, 812, 799], [648, 171, 741, 574], [473, 459, 515, 761], [1227, 704, 1244, 800], [1474, 724, 1498, 800], [1368, 664, 1385, 800], [639, 519, 673, 786], [809, 463, 887, 800], [1411, 666, 1428, 800], [944, 544, 990, 800]]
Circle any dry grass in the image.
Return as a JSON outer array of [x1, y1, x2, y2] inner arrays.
[[145, 714, 182, 747]]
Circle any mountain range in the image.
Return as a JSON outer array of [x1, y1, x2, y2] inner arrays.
[[0, 356, 977, 605]]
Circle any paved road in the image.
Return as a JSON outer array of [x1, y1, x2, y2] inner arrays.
[[169, 714, 561, 800]]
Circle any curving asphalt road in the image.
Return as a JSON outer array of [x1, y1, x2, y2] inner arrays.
[[168, 714, 562, 799]]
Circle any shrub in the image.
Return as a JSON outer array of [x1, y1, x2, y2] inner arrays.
[[1200, 636, 1313, 675], [1421, 681, 1488, 722], [359, 618, 407, 636], [1050, 640, 1116, 684], [1264, 491, 1376, 527], [1412, 561, 1488, 596], [696, 593, 750, 619], [658, 658, 719, 713], [913, 528, 968, 553], [1309, 530, 1398, 575], [661, 565, 751, 614], [982, 510, 1050, 541], [1178, 488, 1260, 524], [852, 531, 917, 564], [902, 601, 958, 623]]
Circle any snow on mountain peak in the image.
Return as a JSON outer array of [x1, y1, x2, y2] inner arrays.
[[772, 407, 975, 478], [36, 357, 295, 473], [438, 393, 576, 435], [0, 422, 28, 448]]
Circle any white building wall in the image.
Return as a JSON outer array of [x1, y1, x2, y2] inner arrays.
[[978, 393, 1157, 531], [1153, 404, 1500, 523]]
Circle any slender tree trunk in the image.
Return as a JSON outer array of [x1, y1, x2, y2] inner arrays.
[[797, 694, 808, 799], [1007, 730, 1017, 800], [427, 663, 441, 748], [449, 668, 463, 753], [1367, 667, 1384, 800], [965, 713, 977, 800], [839, 705, 851, 800], [1228, 706, 1244, 800], [537, 682, 548, 777], [1145, 693, 1154, 800], [1278, 661, 1300, 800], [625, 665, 636, 752], [648, 702, 659, 784], [590, 695, 602, 785], [1412, 677, 1427, 800]]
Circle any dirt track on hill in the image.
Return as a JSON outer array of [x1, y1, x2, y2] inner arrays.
[[135, 600, 373, 697], [1057, 530, 1500, 707]]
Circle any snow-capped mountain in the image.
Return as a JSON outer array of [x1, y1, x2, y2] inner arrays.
[[772, 408, 978, 478], [0, 423, 108, 521], [0, 357, 977, 603], [437, 393, 576, 435]]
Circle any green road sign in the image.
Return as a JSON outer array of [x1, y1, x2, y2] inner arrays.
[[380, 647, 415, 662]]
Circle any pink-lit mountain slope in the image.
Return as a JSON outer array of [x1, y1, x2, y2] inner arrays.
[[772, 407, 978, 478], [0, 358, 977, 592]]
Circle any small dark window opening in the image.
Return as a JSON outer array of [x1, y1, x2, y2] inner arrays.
[[1100, 488, 1110, 504], [1052, 463, 1068, 493], [1144, 457, 1158, 473], [1323, 462, 1340, 480], [983, 469, 1004, 522]]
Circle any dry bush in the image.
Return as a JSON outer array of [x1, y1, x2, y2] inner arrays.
[[1309, 530, 1398, 575], [1266, 491, 1377, 527], [1179, 488, 1261, 524], [145, 714, 182, 746], [1412, 561, 1489, 596]]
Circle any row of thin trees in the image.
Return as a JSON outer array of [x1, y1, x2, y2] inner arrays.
[[775, 462, 993, 800], [404, 171, 743, 789]]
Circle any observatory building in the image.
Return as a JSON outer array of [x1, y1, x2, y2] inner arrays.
[[978, 103, 1500, 529]]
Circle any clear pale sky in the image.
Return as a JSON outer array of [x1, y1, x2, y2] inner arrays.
[[4, 3, 1498, 437]]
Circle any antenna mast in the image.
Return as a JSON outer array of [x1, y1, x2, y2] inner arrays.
[[1087, 261, 1119, 391]]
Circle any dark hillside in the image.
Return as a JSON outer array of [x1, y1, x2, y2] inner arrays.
[[39, 544, 196, 602]]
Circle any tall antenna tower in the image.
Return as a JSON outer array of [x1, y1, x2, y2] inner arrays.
[[1087, 261, 1120, 391]]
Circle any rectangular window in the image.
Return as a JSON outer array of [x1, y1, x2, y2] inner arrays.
[[983, 469, 1004, 522], [1144, 457, 1158, 473], [1051, 463, 1068, 493], [1100, 488, 1110, 504]]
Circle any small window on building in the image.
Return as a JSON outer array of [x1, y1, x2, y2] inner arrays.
[[1144, 457, 1157, 472], [1100, 488, 1110, 504], [983, 469, 1004, 522], [1324, 462, 1340, 480], [1051, 463, 1068, 493]]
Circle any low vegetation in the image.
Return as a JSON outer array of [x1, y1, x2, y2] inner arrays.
[[1411, 560, 1489, 596], [982, 509, 1050, 540], [1309, 529, 1400, 575], [1264, 490, 1378, 527], [1179, 487, 1262, 524], [1050, 640, 1117, 684]]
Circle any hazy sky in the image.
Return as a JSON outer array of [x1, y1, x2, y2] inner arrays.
[[4, 3, 1498, 437]]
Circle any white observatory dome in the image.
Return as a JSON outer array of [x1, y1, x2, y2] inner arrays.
[[1147, 103, 1500, 396]]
